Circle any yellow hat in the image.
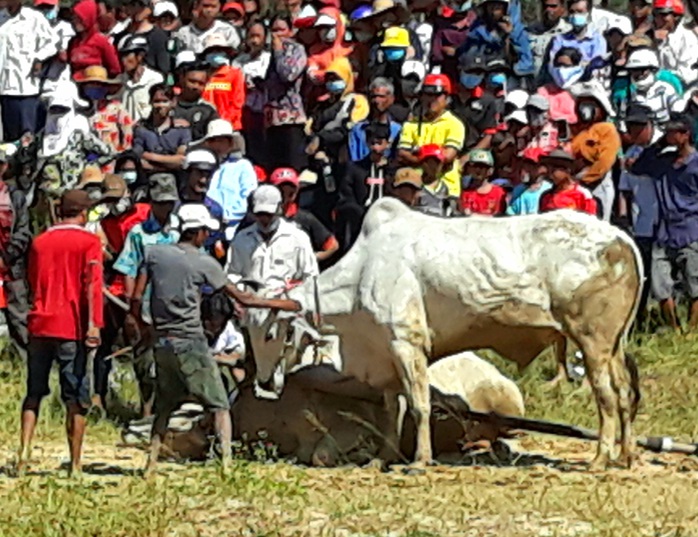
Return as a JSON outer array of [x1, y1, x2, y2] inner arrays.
[[381, 26, 409, 48], [350, 94, 370, 124]]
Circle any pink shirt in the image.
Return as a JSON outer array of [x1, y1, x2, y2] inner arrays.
[[537, 85, 578, 124]]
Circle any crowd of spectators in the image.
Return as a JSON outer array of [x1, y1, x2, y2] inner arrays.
[[3, 0, 698, 473]]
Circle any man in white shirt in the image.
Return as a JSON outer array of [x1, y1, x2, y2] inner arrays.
[[175, 0, 240, 54], [0, 0, 57, 140], [116, 34, 164, 122], [653, 0, 698, 86], [227, 184, 318, 292]]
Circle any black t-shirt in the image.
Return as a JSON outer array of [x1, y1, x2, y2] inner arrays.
[[291, 208, 333, 252], [173, 100, 219, 141], [452, 92, 501, 149]]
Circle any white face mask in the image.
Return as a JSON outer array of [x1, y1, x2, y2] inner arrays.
[[258, 216, 280, 234]]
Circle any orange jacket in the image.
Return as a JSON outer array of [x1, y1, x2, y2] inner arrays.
[[571, 122, 621, 185], [203, 65, 246, 130]]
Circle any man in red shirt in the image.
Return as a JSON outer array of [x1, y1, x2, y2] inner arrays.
[[19, 190, 104, 476], [539, 150, 598, 216], [459, 149, 507, 216]]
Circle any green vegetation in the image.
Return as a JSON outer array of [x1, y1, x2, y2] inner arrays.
[[0, 331, 697, 536]]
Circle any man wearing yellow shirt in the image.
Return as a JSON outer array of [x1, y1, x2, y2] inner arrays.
[[397, 73, 466, 196]]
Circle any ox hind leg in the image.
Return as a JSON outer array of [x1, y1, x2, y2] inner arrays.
[[547, 334, 569, 387], [610, 350, 636, 468], [391, 339, 432, 465]]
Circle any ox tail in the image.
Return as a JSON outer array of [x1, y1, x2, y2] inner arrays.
[[611, 233, 644, 421]]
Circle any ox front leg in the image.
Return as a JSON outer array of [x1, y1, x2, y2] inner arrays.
[[391, 340, 432, 466]]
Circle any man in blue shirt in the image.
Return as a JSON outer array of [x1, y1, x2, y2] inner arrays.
[[203, 119, 258, 240], [548, 0, 607, 74], [632, 113, 698, 330]]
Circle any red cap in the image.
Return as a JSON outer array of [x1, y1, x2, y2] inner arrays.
[[270, 167, 299, 186], [520, 147, 549, 163], [418, 144, 445, 162], [254, 165, 268, 183], [222, 1, 245, 14], [653, 0, 684, 13], [35, 0, 58, 6], [422, 73, 452, 95]]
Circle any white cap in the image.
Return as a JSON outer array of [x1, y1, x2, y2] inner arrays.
[[153, 0, 178, 17], [202, 119, 235, 141], [505, 110, 528, 125], [202, 32, 233, 52], [401, 60, 426, 81], [183, 148, 218, 170], [570, 79, 616, 118], [178, 204, 220, 231], [504, 89, 529, 110], [175, 50, 197, 68], [251, 185, 282, 214], [314, 13, 336, 27], [625, 48, 659, 70]]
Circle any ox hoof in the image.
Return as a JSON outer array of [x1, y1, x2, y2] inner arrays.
[[615, 453, 635, 470], [588, 456, 610, 473]]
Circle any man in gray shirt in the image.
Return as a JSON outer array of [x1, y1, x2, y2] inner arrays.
[[127, 203, 298, 476]]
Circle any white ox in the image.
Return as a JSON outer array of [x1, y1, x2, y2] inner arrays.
[[246, 198, 642, 469]]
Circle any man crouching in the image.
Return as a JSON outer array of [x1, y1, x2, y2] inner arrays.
[[127, 204, 299, 477]]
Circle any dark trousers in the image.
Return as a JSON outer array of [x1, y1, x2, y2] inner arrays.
[[635, 236, 653, 327], [266, 124, 308, 172], [242, 108, 267, 169], [4, 278, 28, 361], [334, 202, 365, 255], [0, 95, 40, 142]]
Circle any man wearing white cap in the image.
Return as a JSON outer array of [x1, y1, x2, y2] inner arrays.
[[152, 0, 180, 33], [203, 119, 258, 240], [128, 203, 299, 475], [228, 185, 318, 292]]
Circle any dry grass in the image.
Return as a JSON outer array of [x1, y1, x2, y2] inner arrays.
[[0, 331, 698, 536]]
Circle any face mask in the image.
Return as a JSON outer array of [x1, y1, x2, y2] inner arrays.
[[326, 79, 347, 94], [489, 72, 506, 87], [528, 110, 547, 127], [568, 12, 589, 30], [460, 73, 483, 89], [578, 102, 597, 122], [43, 7, 57, 21], [258, 216, 280, 233], [84, 87, 109, 101], [110, 196, 133, 216], [121, 170, 138, 184], [320, 27, 337, 43], [206, 52, 229, 67], [551, 65, 584, 89], [633, 72, 656, 91], [461, 175, 472, 189], [383, 48, 406, 62]]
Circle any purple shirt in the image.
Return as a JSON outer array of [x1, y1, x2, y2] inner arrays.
[[634, 148, 698, 248]]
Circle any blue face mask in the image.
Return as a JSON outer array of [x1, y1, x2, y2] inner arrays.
[[326, 79, 347, 94], [568, 12, 589, 29], [43, 8, 57, 21], [551, 65, 584, 89], [460, 73, 483, 89], [84, 86, 109, 101], [383, 48, 406, 62], [206, 52, 229, 67], [489, 72, 507, 87]]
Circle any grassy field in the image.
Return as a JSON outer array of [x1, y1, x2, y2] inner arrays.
[[1, 332, 698, 536]]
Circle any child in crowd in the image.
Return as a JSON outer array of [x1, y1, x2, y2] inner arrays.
[[415, 144, 455, 217], [459, 149, 506, 216], [539, 150, 597, 215], [507, 147, 552, 215]]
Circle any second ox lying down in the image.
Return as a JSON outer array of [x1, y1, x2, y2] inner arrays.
[[244, 198, 643, 469]]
